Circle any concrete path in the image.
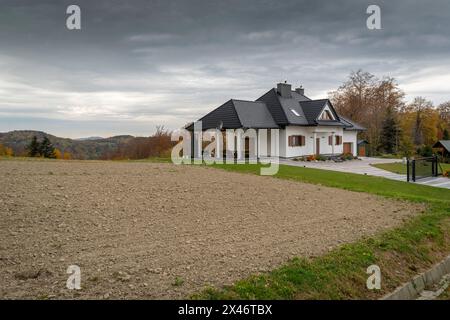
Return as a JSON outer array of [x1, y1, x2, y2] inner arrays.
[[280, 157, 450, 190]]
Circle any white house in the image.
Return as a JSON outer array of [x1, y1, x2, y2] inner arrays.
[[188, 82, 365, 158]]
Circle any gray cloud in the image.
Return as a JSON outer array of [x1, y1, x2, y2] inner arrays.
[[0, 0, 449, 138]]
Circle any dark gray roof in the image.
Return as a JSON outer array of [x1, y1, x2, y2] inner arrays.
[[194, 99, 241, 130], [189, 99, 278, 130], [300, 99, 343, 127], [433, 140, 450, 152], [256, 89, 289, 125], [339, 116, 366, 131], [191, 86, 366, 131], [358, 139, 369, 145], [232, 100, 278, 128], [278, 95, 309, 125]]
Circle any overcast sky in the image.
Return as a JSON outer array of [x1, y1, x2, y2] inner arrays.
[[0, 0, 449, 138]]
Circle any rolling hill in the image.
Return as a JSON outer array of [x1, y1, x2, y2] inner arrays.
[[0, 130, 135, 159]]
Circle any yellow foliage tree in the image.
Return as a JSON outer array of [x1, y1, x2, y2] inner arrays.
[[0, 143, 13, 157], [5, 147, 13, 157], [63, 152, 72, 160], [400, 97, 439, 147], [54, 149, 62, 159]]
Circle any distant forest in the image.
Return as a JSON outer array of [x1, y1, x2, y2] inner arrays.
[[0, 126, 173, 160]]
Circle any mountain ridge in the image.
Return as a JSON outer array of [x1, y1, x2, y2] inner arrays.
[[0, 130, 136, 159]]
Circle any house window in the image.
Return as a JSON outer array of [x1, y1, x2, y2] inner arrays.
[[328, 135, 333, 145], [290, 109, 301, 117], [319, 110, 334, 120], [335, 135, 342, 145], [288, 135, 305, 147]]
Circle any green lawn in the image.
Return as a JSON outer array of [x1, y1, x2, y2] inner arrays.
[[372, 162, 450, 175], [193, 163, 450, 300]]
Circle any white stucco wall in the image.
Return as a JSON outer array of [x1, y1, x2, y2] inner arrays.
[[280, 126, 346, 158], [343, 130, 358, 156]]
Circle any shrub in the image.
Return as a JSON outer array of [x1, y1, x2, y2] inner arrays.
[[341, 153, 354, 161], [417, 145, 433, 157], [306, 155, 316, 161], [315, 155, 327, 161]]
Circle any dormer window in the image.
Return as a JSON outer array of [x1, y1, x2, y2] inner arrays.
[[319, 110, 334, 120]]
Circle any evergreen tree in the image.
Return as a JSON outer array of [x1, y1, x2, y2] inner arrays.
[[27, 135, 41, 157], [380, 107, 400, 154], [444, 128, 450, 140], [39, 137, 56, 158]]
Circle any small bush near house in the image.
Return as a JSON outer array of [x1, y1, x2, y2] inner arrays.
[[315, 155, 327, 161], [306, 155, 316, 161], [340, 153, 354, 161]]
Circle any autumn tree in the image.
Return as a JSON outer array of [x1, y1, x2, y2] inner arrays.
[[0, 143, 14, 157], [330, 70, 404, 154], [151, 125, 172, 157], [63, 152, 72, 160], [400, 97, 438, 147], [54, 149, 62, 159], [437, 101, 450, 139], [107, 126, 173, 160]]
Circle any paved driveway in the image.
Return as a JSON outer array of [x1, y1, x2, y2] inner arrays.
[[281, 157, 450, 190]]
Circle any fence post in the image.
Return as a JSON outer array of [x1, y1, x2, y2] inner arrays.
[[412, 159, 416, 182], [434, 155, 438, 176], [433, 155, 436, 176], [406, 158, 410, 182]]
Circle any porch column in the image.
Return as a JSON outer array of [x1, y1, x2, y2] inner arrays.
[[258, 129, 268, 159], [236, 130, 243, 160], [313, 132, 317, 155], [331, 132, 335, 155], [226, 130, 235, 164], [254, 129, 257, 160], [215, 130, 222, 160]]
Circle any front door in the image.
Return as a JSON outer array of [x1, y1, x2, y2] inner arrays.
[[316, 138, 320, 155]]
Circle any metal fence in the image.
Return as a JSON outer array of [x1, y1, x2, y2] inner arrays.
[[407, 155, 440, 182]]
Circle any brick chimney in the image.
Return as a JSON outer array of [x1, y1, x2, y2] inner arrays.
[[277, 82, 292, 98], [295, 86, 304, 95]]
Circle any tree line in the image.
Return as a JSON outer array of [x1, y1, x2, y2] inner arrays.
[[330, 70, 449, 157], [16, 126, 172, 160], [26, 136, 72, 159], [100, 126, 173, 160]]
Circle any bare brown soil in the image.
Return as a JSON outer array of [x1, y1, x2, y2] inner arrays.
[[0, 159, 424, 299]]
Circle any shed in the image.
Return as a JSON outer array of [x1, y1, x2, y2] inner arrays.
[[432, 140, 450, 159], [357, 139, 369, 157]]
